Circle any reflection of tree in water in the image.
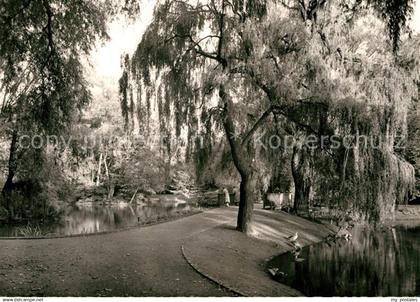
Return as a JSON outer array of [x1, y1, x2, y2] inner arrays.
[[0, 196, 197, 237], [57, 196, 194, 235], [135, 198, 191, 223], [113, 211, 123, 225], [62, 207, 103, 235], [272, 226, 420, 296]]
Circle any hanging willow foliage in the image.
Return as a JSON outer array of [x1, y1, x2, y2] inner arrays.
[[296, 10, 418, 221], [118, 0, 417, 222]]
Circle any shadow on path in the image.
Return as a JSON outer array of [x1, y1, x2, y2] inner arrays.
[[181, 208, 334, 296]]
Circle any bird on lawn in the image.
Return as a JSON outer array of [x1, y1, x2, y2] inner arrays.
[[287, 232, 298, 243], [293, 241, 302, 252], [292, 249, 305, 263], [268, 268, 288, 280], [294, 255, 305, 262]]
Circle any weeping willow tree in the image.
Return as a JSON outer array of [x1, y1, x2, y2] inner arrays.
[[0, 0, 139, 221], [267, 3, 419, 221], [312, 11, 418, 221], [400, 34, 420, 197], [121, 0, 416, 233]]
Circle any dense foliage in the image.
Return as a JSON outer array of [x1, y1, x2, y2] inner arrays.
[[121, 0, 418, 232], [0, 0, 418, 230], [0, 0, 124, 221]]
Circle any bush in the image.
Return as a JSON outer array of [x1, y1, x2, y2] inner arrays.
[[1, 148, 73, 222], [0, 205, 8, 221], [118, 144, 169, 195]]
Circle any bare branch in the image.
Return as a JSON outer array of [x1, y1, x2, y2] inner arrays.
[[272, 105, 320, 136], [279, 0, 300, 11], [165, 33, 221, 62], [241, 106, 274, 146]]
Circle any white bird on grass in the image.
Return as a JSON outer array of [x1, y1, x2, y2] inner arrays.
[[293, 241, 302, 251], [287, 232, 298, 243], [294, 255, 305, 262], [292, 248, 305, 262]]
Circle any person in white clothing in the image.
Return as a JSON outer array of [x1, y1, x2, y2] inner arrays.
[[223, 187, 230, 207]]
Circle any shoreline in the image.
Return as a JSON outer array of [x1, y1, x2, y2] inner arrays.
[[0, 209, 202, 240], [180, 208, 334, 296], [0, 207, 344, 296]]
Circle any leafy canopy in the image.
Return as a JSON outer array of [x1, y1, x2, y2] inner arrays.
[[0, 0, 139, 135]]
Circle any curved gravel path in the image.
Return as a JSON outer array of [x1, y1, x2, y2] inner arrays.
[[0, 208, 238, 297], [0, 207, 333, 297]]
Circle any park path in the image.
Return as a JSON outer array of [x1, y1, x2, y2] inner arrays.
[[0, 208, 238, 297], [0, 207, 333, 297]]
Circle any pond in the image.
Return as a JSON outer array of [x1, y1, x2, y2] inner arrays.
[[0, 195, 197, 237], [268, 224, 420, 296]]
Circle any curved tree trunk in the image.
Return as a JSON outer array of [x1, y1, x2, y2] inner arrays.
[[291, 143, 311, 215], [220, 84, 256, 234]]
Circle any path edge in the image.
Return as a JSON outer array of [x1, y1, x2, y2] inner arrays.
[[181, 245, 246, 297]]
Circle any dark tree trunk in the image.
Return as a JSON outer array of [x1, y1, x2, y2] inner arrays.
[[220, 84, 255, 234], [291, 143, 311, 215], [2, 130, 18, 219], [237, 172, 256, 233]]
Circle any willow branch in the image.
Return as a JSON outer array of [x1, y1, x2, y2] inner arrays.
[[241, 107, 274, 146]]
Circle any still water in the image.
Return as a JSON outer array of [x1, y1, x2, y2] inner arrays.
[[268, 225, 420, 296], [0, 196, 196, 237]]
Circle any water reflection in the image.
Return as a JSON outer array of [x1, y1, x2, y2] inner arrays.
[[268, 225, 420, 296], [0, 195, 196, 237]]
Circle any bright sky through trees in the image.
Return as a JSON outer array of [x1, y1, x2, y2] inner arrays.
[[90, 0, 155, 81], [413, 1, 420, 31]]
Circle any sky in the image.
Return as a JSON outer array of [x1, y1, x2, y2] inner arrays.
[[89, 0, 420, 87], [413, 0, 420, 32], [89, 0, 155, 82]]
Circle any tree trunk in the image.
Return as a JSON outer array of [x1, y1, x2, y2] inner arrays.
[[219, 84, 255, 234], [291, 143, 311, 215], [96, 153, 103, 186], [2, 130, 18, 220], [103, 154, 115, 199], [237, 172, 256, 233], [104, 152, 109, 179]]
